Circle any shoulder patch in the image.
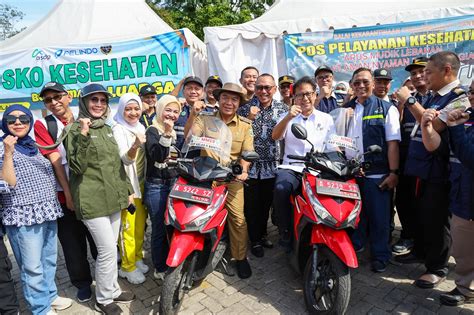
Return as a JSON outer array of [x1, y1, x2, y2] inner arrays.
[[239, 115, 252, 124]]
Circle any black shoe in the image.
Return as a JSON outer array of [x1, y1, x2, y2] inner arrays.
[[395, 252, 424, 264], [236, 258, 252, 279], [95, 302, 122, 315], [392, 238, 414, 254], [251, 243, 264, 258], [371, 260, 387, 273], [77, 286, 92, 303], [260, 237, 274, 249], [440, 288, 474, 306], [113, 291, 135, 304]]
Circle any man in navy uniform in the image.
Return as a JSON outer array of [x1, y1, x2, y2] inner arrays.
[[395, 51, 469, 288], [314, 65, 345, 113]]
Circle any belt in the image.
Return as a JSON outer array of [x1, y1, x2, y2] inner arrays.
[[146, 177, 176, 186]]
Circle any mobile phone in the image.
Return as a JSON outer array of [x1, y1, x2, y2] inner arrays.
[[127, 203, 136, 215], [465, 107, 474, 120]]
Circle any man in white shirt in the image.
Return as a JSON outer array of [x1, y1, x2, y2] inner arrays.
[[345, 68, 401, 273], [272, 76, 337, 249]]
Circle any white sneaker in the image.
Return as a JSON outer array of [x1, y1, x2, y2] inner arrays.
[[154, 271, 165, 282], [119, 268, 146, 284], [135, 260, 149, 274], [51, 296, 73, 311]]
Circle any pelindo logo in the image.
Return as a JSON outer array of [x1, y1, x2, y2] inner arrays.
[[32, 49, 51, 61], [55, 48, 99, 58]]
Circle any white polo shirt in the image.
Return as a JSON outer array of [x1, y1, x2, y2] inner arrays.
[[278, 109, 337, 173]]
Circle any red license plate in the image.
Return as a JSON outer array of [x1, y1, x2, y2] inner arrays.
[[169, 183, 214, 204], [315, 179, 360, 200]]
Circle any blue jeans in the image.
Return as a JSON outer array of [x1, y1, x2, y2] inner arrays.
[[6, 221, 58, 315], [351, 177, 392, 263], [144, 180, 171, 272]]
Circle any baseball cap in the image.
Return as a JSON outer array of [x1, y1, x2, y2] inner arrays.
[[139, 84, 157, 96], [205, 75, 223, 88], [314, 65, 333, 77], [39, 82, 68, 97], [374, 68, 393, 80], [405, 56, 428, 72], [183, 76, 204, 88], [278, 75, 295, 85]]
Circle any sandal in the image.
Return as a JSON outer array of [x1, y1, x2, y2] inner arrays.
[[414, 273, 446, 289]]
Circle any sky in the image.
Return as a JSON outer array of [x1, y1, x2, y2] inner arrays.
[[4, 0, 59, 30]]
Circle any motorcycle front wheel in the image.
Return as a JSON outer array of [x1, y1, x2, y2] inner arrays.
[[303, 246, 351, 314], [159, 257, 191, 315]]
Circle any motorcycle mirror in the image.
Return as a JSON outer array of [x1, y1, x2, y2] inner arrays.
[[367, 145, 382, 154], [241, 151, 259, 162], [291, 123, 307, 140]]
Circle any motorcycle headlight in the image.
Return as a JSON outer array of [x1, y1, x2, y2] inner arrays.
[[304, 179, 339, 227], [342, 200, 361, 228], [186, 192, 227, 232], [166, 197, 179, 227]]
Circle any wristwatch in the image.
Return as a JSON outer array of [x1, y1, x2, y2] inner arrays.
[[404, 96, 417, 107], [390, 169, 400, 175]]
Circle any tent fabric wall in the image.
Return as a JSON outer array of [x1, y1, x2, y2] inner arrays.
[[204, 0, 474, 84], [0, 0, 208, 79]]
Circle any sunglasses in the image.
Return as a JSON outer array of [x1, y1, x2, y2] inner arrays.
[[89, 96, 108, 104], [43, 93, 67, 104], [255, 85, 274, 91], [5, 114, 31, 125]]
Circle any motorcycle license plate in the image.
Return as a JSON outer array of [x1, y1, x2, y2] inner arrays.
[[169, 183, 214, 205], [315, 179, 361, 200]]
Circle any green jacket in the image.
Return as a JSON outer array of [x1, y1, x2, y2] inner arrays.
[[64, 122, 132, 220]]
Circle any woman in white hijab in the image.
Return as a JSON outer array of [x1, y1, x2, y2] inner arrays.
[[112, 92, 148, 284]]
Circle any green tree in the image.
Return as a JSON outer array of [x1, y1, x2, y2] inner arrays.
[[0, 4, 25, 40], [147, 0, 274, 40]]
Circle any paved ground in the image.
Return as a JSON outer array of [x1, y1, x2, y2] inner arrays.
[[6, 217, 474, 315]]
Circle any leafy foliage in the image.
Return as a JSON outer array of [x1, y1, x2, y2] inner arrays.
[[147, 0, 274, 39]]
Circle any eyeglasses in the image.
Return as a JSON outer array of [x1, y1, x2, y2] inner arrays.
[[5, 114, 31, 125], [352, 80, 372, 87], [255, 85, 274, 91], [316, 74, 333, 81], [89, 96, 108, 105], [43, 93, 67, 104], [294, 91, 315, 100]]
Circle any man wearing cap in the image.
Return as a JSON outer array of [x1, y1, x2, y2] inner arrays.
[[240, 66, 259, 103], [34, 81, 97, 303], [237, 74, 288, 258], [392, 57, 430, 256], [395, 52, 469, 289], [345, 68, 401, 273], [373, 68, 394, 102], [204, 75, 223, 109], [139, 84, 157, 128], [184, 82, 255, 279], [278, 75, 295, 106], [174, 76, 206, 150], [314, 65, 345, 113]]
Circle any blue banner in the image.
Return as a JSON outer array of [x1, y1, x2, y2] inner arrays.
[[0, 30, 191, 111], [284, 16, 474, 90]]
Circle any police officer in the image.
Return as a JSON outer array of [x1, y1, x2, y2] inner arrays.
[[184, 82, 255, 279], [314, 65, 345, 113], [392, 57, 430, 255], [204, 75, 223, 109], [139, 84, 157, 128], [373, 68, 393, 102], [395, 51, 469, 288], [346, 68, 401, 273], [419, 80, 473, 305], [278, 75, 295, 106]]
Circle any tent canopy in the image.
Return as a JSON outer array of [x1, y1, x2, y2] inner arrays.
[[1, 0, 207, 78], [204, 0, 474, 83]]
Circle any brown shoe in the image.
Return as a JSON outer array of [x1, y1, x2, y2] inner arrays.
[[414, 273, 446, 289]]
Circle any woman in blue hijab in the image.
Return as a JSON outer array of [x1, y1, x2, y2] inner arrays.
[[0, 104, 72, 315]]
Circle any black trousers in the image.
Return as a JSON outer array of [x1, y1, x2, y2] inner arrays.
[[57, 204, 98, 289], [413, 180, 451, 276], [395, 174, 418, 240], [244, 178, 275, 244], [0, 237, 19, 315]]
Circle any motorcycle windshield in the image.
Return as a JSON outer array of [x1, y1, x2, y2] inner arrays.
[[180, 114, 233, 181]]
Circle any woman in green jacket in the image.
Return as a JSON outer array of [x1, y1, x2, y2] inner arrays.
[[64, 83, 134, 315]]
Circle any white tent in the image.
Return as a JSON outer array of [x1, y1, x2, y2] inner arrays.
[[204, 0, 474, 83], [0, 0, 208, 79]]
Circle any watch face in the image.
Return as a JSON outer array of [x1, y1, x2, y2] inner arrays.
[[408, 97, 416, 105]]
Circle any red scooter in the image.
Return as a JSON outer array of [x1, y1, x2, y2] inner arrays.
[[159, 116, 258, 315], [286, 123, 381, 314]]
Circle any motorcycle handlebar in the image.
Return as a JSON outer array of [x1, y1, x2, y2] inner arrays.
[[287, 154, 307, 161]]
